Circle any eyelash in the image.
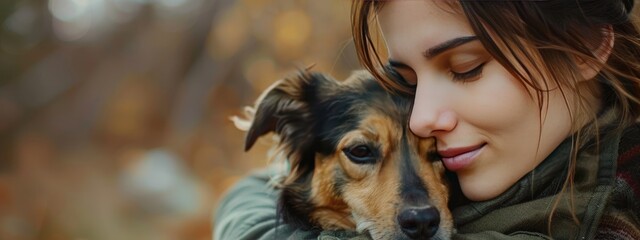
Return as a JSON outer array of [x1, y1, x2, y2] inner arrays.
[[385, 61, 486, 87], [450, 62, 486, 82]]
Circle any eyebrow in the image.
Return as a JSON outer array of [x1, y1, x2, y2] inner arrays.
[[388, 36, 479, 69], [424, 36, 478, 59], [422, 36, 478, 59]]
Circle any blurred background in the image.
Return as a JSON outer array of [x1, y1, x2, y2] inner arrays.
[[0, 0, 359, 239]]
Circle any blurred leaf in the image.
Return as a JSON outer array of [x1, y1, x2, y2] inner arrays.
[[208, 4, 248, 60], [271, 8, 312, 60]]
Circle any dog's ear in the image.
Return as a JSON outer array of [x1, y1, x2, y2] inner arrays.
[[246, 71, 339, 229], [245, 70, 321, 153]]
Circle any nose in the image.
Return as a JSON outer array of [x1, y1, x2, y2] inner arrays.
[[409, 103, 457, 138], [397, 206, 440, 239], [409, 81, 457, 137]]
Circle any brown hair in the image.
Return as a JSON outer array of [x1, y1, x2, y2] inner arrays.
[[352, 0, 640, 233]]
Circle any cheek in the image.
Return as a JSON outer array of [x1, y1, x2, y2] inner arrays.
[[341, 168, 400, 222], [339, 154, 371, 180], [460, 64, 539, 132]]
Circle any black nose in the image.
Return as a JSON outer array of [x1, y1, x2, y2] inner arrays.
[[397, 206, 440, 239]]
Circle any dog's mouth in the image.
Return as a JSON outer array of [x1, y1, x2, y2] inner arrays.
[[354, 208, 451, 240], [363, 221, 451, 240]]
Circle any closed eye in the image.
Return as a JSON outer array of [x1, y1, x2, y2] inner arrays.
[[451, 62, 486, 82]]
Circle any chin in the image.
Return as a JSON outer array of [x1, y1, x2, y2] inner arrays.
[[458, 174, 510, 201]]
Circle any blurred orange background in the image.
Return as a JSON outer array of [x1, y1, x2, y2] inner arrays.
[[0, 0, 359, 239]]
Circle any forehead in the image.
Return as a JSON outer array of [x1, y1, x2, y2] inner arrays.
[[377, 0, 473, 59], [342, 112, 401, 145], [327, 81, 408, 122], [315, 79, 411, 152]]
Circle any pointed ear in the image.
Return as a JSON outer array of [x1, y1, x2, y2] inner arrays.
[[577, 24, 615, 80], [244, 71, 319, 151]]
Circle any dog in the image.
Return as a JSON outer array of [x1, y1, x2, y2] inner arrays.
[[235, 70, 453, 240]]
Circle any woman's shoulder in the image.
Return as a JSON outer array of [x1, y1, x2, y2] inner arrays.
[[597, 122, 640, 239], [615, 122, 640, 198]]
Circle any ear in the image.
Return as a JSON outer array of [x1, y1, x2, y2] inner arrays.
[[244, 71, 319, 152], [245, 71, 322, 229], [577, 24, 615, 80]]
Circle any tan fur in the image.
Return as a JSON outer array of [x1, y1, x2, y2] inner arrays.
[[310, 113, 453, 239]]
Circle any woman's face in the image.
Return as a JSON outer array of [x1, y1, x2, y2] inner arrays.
[[378, 0, 576, 201]]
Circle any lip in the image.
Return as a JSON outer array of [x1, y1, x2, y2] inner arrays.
[[438, 143, 486, 171]]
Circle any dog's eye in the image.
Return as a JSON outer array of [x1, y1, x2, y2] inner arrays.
[[350, 146, 371, 157], [343, 145, 378, 164]]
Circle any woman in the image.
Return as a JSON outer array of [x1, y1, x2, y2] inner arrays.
[[215, 0, 640, 239]]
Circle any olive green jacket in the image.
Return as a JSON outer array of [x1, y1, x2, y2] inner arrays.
[[214, 124, 640, 239]]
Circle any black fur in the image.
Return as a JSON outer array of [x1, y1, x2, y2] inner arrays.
[[399, 132, 432, 207]]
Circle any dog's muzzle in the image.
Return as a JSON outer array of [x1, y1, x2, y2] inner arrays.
[[397, 206, 440, 239]]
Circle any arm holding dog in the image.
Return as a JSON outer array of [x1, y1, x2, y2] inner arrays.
[[214, 165, 321, 240], [214, 165, 379, 240]]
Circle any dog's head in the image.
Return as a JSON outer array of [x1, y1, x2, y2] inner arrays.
[[242, 70, 453, 240]]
